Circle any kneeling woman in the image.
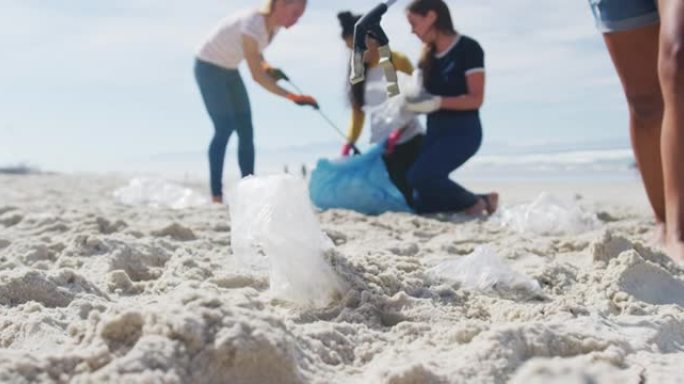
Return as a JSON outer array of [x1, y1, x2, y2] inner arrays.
[[404, 0, 498, 215]]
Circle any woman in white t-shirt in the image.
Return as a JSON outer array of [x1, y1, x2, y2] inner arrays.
[[195, 0, 318, 203]]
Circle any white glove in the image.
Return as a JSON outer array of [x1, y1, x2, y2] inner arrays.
[[405, 70, 424, 97], [405, 92, 442, 114]]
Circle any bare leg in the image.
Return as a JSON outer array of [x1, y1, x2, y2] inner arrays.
[[658, 0, 684, 264], [603, 25, 666, 225]]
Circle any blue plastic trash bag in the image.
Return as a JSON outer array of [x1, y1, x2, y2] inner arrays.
[[309, 141, 412, 215]]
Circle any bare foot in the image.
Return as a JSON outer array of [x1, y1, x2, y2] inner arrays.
[[212, 195, 223, 204], [649, 222, 666, 247], [468, 193, 499, 216], [464, 198, 487, 216], [483, 192, 499, 215], [665, 238, 684, 267]]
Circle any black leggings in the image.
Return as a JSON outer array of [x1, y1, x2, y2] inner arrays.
[[383, 134, 424, 208]]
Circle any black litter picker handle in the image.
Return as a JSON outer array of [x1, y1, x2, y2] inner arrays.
[[350, 0, 397, 85]]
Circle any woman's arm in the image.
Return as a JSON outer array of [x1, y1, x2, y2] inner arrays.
[[392, 51, 414, 75], [440, 72, 485, 111], [242, 34, 290, 98], [346, 106, 366, 143]]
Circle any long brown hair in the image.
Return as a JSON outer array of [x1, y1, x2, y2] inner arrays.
[[406, 0, 456, 87]]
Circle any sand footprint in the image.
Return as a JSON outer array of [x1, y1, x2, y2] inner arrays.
[[96, 217, 127, 234], [0, 213, 23, 227], [151, 222, 197, 242], [0, 206, 17, 216]]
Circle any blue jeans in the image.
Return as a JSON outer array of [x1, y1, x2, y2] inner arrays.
[[589, 0, 659, 32], [407, 113, 481, 214], [194, 59, 255, 197]]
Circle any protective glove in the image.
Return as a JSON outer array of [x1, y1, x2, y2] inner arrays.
[[287, 93, 319, 109], [341, 143, 353, 157], [341, 142, 362, 156], [405, 92, 442, 114], [384, 129, 402, 155], [262, 63, 289, 82]]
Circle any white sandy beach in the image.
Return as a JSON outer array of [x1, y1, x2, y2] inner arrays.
[[1, 173, 683, 383]]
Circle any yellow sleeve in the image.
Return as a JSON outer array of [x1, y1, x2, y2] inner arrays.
[[391, 51, 414, 75], [347, 106, 365, 143]]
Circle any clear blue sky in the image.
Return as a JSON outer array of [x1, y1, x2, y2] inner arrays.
[[0, 0, 629, 174]]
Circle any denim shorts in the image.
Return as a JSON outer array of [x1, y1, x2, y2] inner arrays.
[[589, 0, 659, 32]]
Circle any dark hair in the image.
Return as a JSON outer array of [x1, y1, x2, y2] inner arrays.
[[337, 11, 361, 39], [406, 0, 456, 87], [338, 11, 366, 109]]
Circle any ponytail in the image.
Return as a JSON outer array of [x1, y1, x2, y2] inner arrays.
[[418, 44, 436, 88]]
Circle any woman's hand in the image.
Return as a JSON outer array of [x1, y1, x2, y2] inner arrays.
[[341, 142, 353, 156], [341, 142, 361, 156], [287, 93, 319, 109], [384, 129, 402, 155]]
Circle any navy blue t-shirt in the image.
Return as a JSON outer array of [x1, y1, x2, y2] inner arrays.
[[425, 35, 484, 117]]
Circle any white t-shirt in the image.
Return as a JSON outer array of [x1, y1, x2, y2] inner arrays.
[[364, 68, 424, 144], [196, 10, 277, 70]]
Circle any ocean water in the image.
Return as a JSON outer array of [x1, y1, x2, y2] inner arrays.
[[455, 148, 637, 182], [1, 141, 638, 184]]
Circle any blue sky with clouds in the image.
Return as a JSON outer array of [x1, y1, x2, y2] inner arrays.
[[0, 0, 629, 174]]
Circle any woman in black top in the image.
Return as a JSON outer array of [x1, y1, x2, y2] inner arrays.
[[403, 0, 498, 216]]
